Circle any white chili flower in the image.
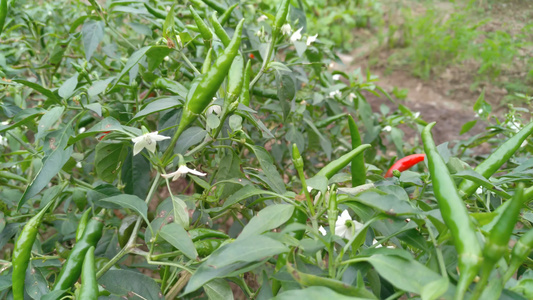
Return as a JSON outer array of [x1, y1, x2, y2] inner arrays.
[[207, 105, 222, 115], [76, 161, 82, 168], [281, 23, 292, 36], [521, 140, 528, 148], [290, 27, 303, 43], [382, 125, 392, 132], [0, 135, 8, 147], [257, 15, 268, 22], [318, 226, 327, 236], [306, 34, 318, 46], [161, 165, 207, 180], [78, 127, 86, 134], [131, 132, 170, 156], [348, 93, 357, 102], [413, 112, 420, 119], [372, 239, 395, 249], [332, 74, 341, 81], [329, 90, 341, 98], [1, 121, 9, 125], [164, 56, 170, 62], [476, 187, 483, 194], [335, 210, 363, 240]]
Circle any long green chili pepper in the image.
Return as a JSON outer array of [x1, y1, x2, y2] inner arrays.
[[272, 0, 290, 40], [52, 210, 105, 292], [315, 113, 347, 128], [79, 246, 98, 300], [458, 121, 533, 198], [504, 228, 533, 282], [218, 3, 238, 26], [0, 0, 7, 37], [225, 53, 244, 106], [152, 77, 187, 97], [144, 3, 166, 19], [188, 228, 229, 242], [239, 60, 251, 106], [422, 122, 482, 300], [176, 19, 244, 134], [472, 184, 525, 299], [118, 215, 137, 248], [348, 116, 366, 186], [314, 144, 371, 180], [75, 208, 92, 242], [189, 6, 213, 44], [202, 0, 226, 14], [12, 200, 55, 300], [202, 48, 214, 74], [210, 12, 230, 47], [194, 239, 224, 257]]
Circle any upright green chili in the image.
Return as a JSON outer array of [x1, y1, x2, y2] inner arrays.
[[177, 19, 244, 134], [144, 3, 166, 19], [348, 116, 366, 186], [272, 0, 290, 40], [202, 48, 214, 74], [458, 121, 533, 198], [225, 53, 244, 106], [189, 6, 213, 44], [0, 0, 7, 36], [52, 210, 105, 292], [79, 246, 98, 300], [315, 144, 371, 180], [218, 3, 238, 26], [210, 12, 230, 47], [239, 60, 252, 106], [422, 122, 482, 300], [12, 200, 55, 300], [76, 208, 92, 242], [202, 0, 226, 14], [504, 228, 533, 283]]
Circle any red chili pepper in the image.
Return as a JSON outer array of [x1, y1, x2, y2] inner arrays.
[[98, 131, 111, 141], [384, 153, 426, 178], [249, 53, 255, 59]]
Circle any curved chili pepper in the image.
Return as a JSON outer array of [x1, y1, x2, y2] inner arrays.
[[177, 19, 244, 133], [118, 215, 137, 248], [188, 228, 229, 242], [384, 153, 426, 178], [12, 200, 55, 300], [239, 60, 251, 106], [210, 12, 230, 47], [0, 0, 7, 36], [458, 121, 533, 198], [504, 228, 533, 283], [152, 77, 187, 97], [422, 122, 482, 300], [52, 210, 105, 292], [143, 3, 166, 19], [218, 3, 238, 26], [79, 246, 98, 300], [189, 6, 213, 44], [225, 53, 244, 106], [194, 239, 224, 257], [76, 208, 92, 242], [202, 48, 214, 74], [348, 116, 366, 186], [272, 0, 290, 40], [315, 144, 371, 180], [202, 0, 226, 14]]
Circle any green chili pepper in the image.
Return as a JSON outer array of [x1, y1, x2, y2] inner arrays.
[[218, 3, 238, 26], [177, 19, 244, 134], [202, 48, 214, 74], [152, 77, 188, 97], [188, 228, 229, 242], [143, 3, 166, 19], [0, 0, 8, 36], [315, 113, 347, 128], [328, 186, 339, 236], [504, 228, 533, 282], [239, 60, 252, 106], [252, 87, 279, 100], [210, 12, 231, 47], [472, 184, 525, 299], [79, 246, 98, 300], [52, 210, 105, 292], [525, 186, 533, 202], [225, 53, 244, 106], [12, 200, 55, 300], [194, 239, 223, 257], [202, 0, 226, 14], [55, 242, 71, 259], [315, 144, 371, 180], [118, 215, 137, 248], [76, 208, 92, 242], [189, 6, 213, 44], [458, 121, 533, 198], [422, 122, 482, 300], [348, 116, 366, 187], [272, 0, 290, 39]]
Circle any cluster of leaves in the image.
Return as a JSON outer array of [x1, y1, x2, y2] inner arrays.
[[0, 0, 533, 299]]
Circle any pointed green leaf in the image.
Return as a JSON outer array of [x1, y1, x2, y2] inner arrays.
[[159, 223, 198, 260], [238, 204, 294, 240]]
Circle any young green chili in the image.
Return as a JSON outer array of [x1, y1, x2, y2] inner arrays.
[[143, 3, 166, 19], [315, 144, 371, 180], [79, 246, 98, 300], [239, 60, 252, 106], [422, 122, 483, 300], [272, 0, 290, 40], [0, 0, 8, 39], [504, 228, 533, 283], [315, 113, 347, 128], [202, 48, 214, 74], [52, 210, 105, 292], [12, 200, 55, 300], [348, 116, 366, 186], [194, 239, 224, 257], [225, 53, 244, 106], [118, 215, 137, 248], [210, 12, 231, 47], [188, 228, 229, 242], [202, 0, 226, 14], [218, 3, 238, 26], [458, 121, 533, 198], [75, 208, 92, 242], [189, 6, 213, 44]]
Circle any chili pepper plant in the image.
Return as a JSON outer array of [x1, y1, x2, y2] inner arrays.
[[1, 0, 533, 299]]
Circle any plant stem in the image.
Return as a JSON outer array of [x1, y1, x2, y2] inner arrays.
[[249, 36, 276, 90]]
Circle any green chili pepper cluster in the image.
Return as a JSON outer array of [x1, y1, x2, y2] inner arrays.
[[315, 144, 371, 180], [76, 208, 92, 242], [458, 121, 533, 198], [422, 122, 482, 300], [12, 200, 55, 300], [52, 210, 105, 292]]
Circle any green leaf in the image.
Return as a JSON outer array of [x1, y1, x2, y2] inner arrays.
[[133, 97, 182, 120], [25, 263, 49, 299], [13, 80, 61, 104], [58, 73, 79, 99], [98, 269, 163, 300], [171, 195, 189, 229], [146, 46, 173, 71], [250, 145, 286, 194], [94, 142, 128, 183], [452, 170, 511, 199], [473, 89, 491, 119], [303, 117, 332, 160], [98, 194, 149, 225], [175, 126, 207, 154], [82, 20, 105, 61], [272, 286, 365, 300], [121, 150, 151, 199], [421, 277, 449, 300], [206, 113, 221, 130], [183, 235, 288, 295], [277, 74, 295, 120], [110, 46, 151, 90], [238, 204, 294, 240], [240, 111, 274, 139], [68, 117, 124, 144], [88, 77, 115, 97], [204, 279, 234, 300], [36, 106, 64, 141], [460, 120, 477, 135], [353, 191, 423, 216], [159, 223, 198, 260], [163, 4, 175, 40]]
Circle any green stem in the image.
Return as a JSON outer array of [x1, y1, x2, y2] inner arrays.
[[249, 36, 276, 90], [426, 218, 448, 278], [470, 265, 492, 300], [180, 51, 201, 75]]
